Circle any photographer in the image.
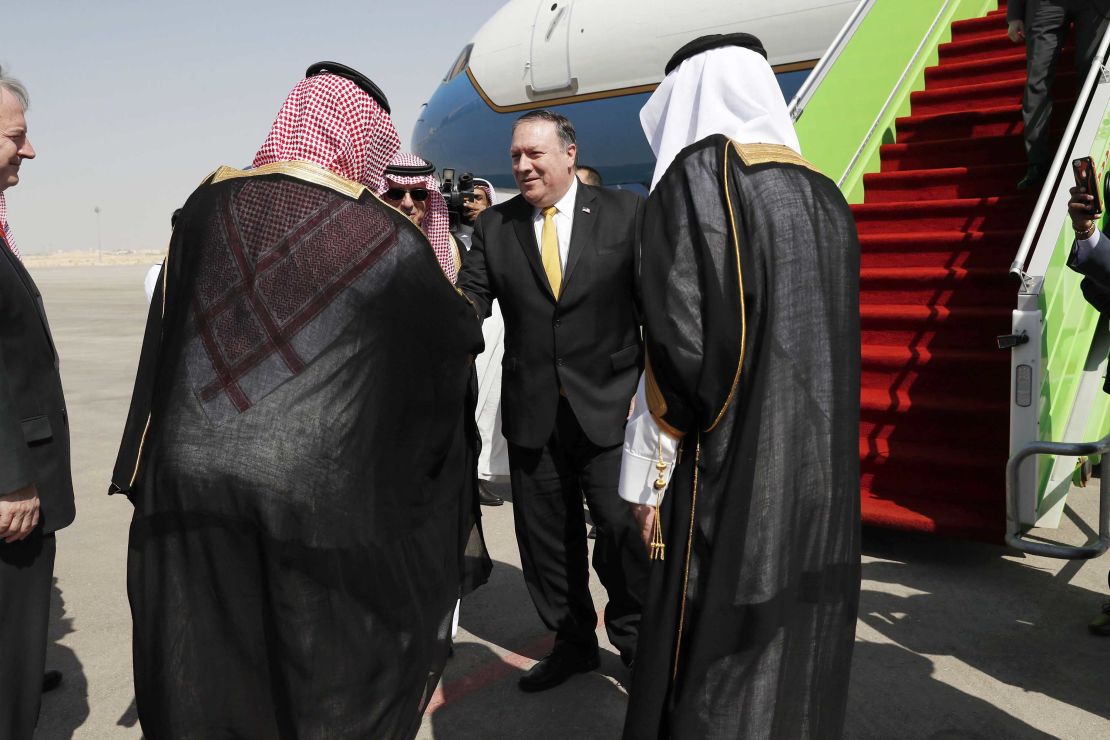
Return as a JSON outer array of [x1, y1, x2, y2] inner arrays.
[[439, 170, 484, 252], [464, 178, 495, 227], [463, 177, 508, 506], [1066, 180, 1110, 635]]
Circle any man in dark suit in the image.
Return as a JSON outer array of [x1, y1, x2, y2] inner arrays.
[[1008, 0, 1110, 189], [0, 70, 75, 740], [1067, 181, 1110, 636], [458, 110, 648, 691]]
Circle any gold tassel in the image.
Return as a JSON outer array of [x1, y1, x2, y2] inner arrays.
[[651, 436, 667, 561]]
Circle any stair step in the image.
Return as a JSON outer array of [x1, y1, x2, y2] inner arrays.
[[860, 437, 1001, 470], [925, 49, 1073, 89], [861, 345, 1010, 400], [858, 229, 1025, 253], [860, 303, 1011, 322], [910, 74, 1076, 115], [860, 487, 1005, 536], [860, 304, 1011, 349], [949, 11, 1013, 40], [863, 163, 1031, 201], [939, 32, 1030, 63], [860, 385, 1008, 415], [860, 415, 1009, 452], [948, 25, 1020, 47], [879, 133, 1028, 169], [860, 247, 1016, 269], [861, 344, 1010, 368], [851, 196, 1033, 233], [895, 103, 1070, 144], [859, 265, 1013, 306]]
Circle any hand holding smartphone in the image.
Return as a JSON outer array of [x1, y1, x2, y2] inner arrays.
[[1073, 156, 1103, 215]]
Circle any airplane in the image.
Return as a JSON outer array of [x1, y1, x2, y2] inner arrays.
[[412, 0, 858, 193]]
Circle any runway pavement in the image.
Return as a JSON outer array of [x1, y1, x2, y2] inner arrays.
[[26, 264, 1110, 739]]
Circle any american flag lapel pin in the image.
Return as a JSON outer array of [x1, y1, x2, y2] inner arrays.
[[581, 206, 591, 214]]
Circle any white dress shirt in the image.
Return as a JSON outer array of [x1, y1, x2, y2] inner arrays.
[[618, 374, 681, 505], [1075, 227, 1103, 261], [530, 177, 578, 270]]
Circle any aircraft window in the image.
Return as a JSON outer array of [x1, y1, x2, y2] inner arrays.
[[444, 43, 474, 82], [775, 69, 812, 103]]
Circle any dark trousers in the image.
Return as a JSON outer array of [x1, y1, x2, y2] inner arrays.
[[1022, 0, 1110, 166], [508, 397, 648, 663], [0, 531, 56, 740]]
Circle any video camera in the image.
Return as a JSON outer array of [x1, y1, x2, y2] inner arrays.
[[440, 168, 476, 230]]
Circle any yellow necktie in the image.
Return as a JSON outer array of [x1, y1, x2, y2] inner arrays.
[[540, 206, 561, 298]]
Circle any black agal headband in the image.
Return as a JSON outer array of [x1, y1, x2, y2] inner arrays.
[[664, 33, 768, 76], [305, 61, 391, 114], [385, 160, 436, 177]]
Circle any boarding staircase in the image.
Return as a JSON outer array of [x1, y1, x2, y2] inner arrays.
[[792, 0, 1110, 544]]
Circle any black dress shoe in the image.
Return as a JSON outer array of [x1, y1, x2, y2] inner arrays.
[[478, 481, 504, 506], [1090, 601, 1110, 636], [42, 670, 62, 693], [1017, 164, 1046, 190], [518, 649, 600, 692]]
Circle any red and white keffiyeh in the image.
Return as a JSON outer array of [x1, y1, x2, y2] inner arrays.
[[473, 177, 497, 206], [0, 193, 20, 260], [253, 73, 400, 193], [381, 152, 455, 283]]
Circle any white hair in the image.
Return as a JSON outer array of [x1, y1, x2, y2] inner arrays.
[[0, 65, 30, 110]]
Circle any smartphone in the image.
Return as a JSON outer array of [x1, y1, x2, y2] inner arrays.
[[1073, 156, 1103, 215]]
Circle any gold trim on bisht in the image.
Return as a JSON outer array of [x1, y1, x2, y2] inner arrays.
[[645, 353, 684, 439], [208, 160, 369, 200], [672, 438, 702, 681], [731, 141, 823, 176], [705, 140, 748, 432]]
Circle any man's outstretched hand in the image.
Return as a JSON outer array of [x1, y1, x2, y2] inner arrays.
[[0, 484, 40, 543]]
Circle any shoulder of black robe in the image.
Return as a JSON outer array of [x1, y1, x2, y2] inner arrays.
[[627, 134, 861, 739], [111, 162, 485, 496], [109, 163, 489, 736]]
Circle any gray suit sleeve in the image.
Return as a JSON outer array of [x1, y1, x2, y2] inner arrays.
[[0, 345, 34, 495], [1068, 231, 1110, 288]]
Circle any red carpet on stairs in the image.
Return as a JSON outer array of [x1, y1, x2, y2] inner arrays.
[[852, 2, 1076, 541]]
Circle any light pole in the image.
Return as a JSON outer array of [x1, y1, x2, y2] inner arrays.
[[94, 206, 102, 262]]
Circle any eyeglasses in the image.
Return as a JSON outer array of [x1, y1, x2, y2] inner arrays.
[[384, 187, 429, 202]]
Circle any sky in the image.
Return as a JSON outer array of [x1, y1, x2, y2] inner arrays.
[[3, 0, 507, 253]]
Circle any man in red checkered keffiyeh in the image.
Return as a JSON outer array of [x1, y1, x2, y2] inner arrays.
[[112, 65, 491, 738], [254, 72, 400, 193], [380, 152, 456, 282]]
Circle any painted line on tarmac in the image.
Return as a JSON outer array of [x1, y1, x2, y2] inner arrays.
[[425, 632, 554, 715]]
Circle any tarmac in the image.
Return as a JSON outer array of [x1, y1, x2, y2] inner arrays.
[[25, 263, 1110, 739]]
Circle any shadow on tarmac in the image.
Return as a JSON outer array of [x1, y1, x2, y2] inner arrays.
[[434, 558, 629, 739], [851, 525, 1110, 737], [37, 578, 88, 739], [431, 642, 628, 740]]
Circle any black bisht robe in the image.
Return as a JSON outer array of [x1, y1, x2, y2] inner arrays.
[[110, 162, 490, 739], [624, 136, 861, 739]]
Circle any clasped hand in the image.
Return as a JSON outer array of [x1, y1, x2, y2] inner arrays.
[[0, 484, 40, 543]]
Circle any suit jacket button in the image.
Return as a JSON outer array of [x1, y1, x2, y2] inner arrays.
[[553, 319, 561, 327], [557, 358, 565, 366]]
